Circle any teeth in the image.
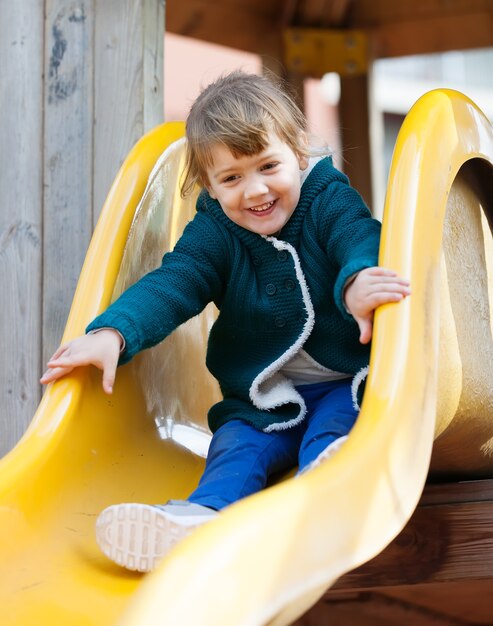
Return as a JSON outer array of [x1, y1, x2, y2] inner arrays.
[[249, 200, 274, 213]]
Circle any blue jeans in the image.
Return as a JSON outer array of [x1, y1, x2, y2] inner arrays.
[[188, 379, 357, 511]]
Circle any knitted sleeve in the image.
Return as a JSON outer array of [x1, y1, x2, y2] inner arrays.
[[86, 212, 229, 364], [319, 181, 381, 320]]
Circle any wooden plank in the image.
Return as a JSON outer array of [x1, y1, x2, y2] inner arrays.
[[327, 0, 354, 26], [338, 74, 373, 210], [143, 0, 165, 131], [420, 479, 493, 506], [350, 0, 493, 26], [333, 493, 493, 589], [167, 1, 493, 60], [43, 0, 94, 367], [93, 0, 164, 219], [298, 580, 493, 625], [166, 0, 285, 56], [295, 589, 475, 626], [0, 1, 164, 455], [298, 481, 493, 625], [294, 0, 354, 27], [380, 580, 493, 625], [0, 1, 44, 454], [372, 12, 493, 58]]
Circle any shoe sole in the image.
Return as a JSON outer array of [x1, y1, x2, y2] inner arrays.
[[95, 503, 197, 572]]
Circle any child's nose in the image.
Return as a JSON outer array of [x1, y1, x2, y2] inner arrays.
[[244, 176, 268, 199]]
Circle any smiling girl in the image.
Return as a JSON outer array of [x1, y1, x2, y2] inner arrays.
[[41, 71, 410, 572]]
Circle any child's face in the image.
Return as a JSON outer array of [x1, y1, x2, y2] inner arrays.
[[205, 133, 308, 236]]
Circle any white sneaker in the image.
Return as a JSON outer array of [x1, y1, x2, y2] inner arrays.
[[95, 500, 218, 572], [299, 435, 349, 475]]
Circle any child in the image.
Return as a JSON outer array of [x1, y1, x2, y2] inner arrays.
[[41, 71, 410, 572]]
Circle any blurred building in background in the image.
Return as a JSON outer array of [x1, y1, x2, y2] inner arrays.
[[165, 33, 493, 217]]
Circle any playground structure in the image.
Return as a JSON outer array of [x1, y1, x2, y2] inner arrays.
[[2, 89, 493, 625]]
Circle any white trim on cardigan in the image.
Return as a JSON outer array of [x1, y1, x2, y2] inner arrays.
[[351, 365, 369, 411], [249, 237, 315, 432]]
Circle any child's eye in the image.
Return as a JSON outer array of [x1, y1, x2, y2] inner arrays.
[[261, 162, 279, 171], [222, 174, 239, 183]]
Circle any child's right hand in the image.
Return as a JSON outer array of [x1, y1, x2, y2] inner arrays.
[[343, 267, 411, 345], [40, 329, 123, 394]]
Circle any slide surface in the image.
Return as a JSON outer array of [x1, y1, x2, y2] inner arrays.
[[2, 92, 493, 626]]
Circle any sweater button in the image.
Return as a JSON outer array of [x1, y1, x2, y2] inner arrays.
[[285, 279, 296, 291], [277, 250, 288, 262], [252, 256, 262, 266], [275, 316, 286, 328], [266, 283, 277, 295]]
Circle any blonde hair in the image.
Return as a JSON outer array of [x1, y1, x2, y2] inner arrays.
[[181, 71, 309, 197]]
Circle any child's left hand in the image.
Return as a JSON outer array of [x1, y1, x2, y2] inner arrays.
[[344, 267, 411, 344]]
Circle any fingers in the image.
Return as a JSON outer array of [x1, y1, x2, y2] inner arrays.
[[41, 331, 122, 392], [344, 266, 411, 326], [101, 355, 119, 395], [40, 364, 74, 385], [353, 268, 410, 309], [359, 268, 411, 293], [40, 356, 117, 394], [363, 267, 408, 281], [102, 373, 115, 395], [364, 289, 408, 308], [47, 340, 95, 368], [357, 316, 373, 345]]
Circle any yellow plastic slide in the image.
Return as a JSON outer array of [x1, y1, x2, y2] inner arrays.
[[2, 90, 493, 626]]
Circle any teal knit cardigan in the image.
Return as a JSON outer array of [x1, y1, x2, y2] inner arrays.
[[87, 157, 381, 432]]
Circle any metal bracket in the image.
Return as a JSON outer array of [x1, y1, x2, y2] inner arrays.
[[283, 28, 369, 77]]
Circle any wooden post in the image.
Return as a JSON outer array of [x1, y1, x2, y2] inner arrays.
[[0, 0, 164, 456], [338, 73, 374, 210], [43, 0, 95, 378], [0, 1, 44, 451], [92, 0, 164, 218]]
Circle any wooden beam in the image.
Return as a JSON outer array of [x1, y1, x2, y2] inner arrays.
[[43, 0, 95, 371], [338, 74, 373, 210], [295, 580, 493, 625], [166, 0, 286, 58], [93, 0, 164, 221], [0, 1, 44, 455], [372, 11, 493, 58], [326, 0, 354, 26], [0, 0, 164, 455], [292, 0, 354, 27], [169, 1, 493, 61], [284, 12, 493, 75], [333, 480, 493, 589], [349, 0, 493, 27], [42, 0, 164, 370]]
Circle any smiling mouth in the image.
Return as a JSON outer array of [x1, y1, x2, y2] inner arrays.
[[248, 200, 276, 214]]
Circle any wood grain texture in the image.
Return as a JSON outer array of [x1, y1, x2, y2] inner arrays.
[[93, 0, 164, 218], [166, 0, 493, 58], [1, 1, 163, 455], [166, 0, 285, 57], [0, 1, 44, 454], [296, 482, 493, 624], [333, 480, 493, 589], [295, 586, 491, 625], [42, 0, 94, 367]]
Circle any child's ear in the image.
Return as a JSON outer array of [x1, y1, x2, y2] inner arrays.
[[298, 154, 309, 171], [203, 177, 216, 199], [297, 132, 309, 170]]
